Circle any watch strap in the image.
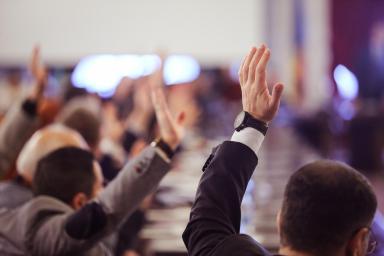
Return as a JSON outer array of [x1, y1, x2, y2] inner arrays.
[[152, 138, 175, 159], [235, 111, 268, 135]]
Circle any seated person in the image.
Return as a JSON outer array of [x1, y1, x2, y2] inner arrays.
[[0, 124, 88, 209], [0, 47, 47, 178], [0, 78, 184, 255], [183, 45, 378, 256]]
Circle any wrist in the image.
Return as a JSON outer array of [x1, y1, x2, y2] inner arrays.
[[243, 109, 269, 124], [29, 84, 44, 101], [162, 138, 179, 151], [22, 99, 38, 117], [151, 138, 175, 159], [234, 111, 269, 135]]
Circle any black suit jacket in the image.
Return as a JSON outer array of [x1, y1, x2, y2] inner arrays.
[[183, 141, 276, 256]]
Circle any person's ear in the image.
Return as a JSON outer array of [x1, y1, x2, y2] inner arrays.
[[347, 227, 370, 256], [71, 192, 89, 210]]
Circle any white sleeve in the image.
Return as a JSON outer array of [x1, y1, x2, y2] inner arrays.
[[230, 127, 265, 155]]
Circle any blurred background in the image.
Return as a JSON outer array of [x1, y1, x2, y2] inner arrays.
[[1, 0, 384, 255]]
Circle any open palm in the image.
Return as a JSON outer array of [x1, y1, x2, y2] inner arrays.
[[149, 64, 185, 150], [238, 45, 284, 123]]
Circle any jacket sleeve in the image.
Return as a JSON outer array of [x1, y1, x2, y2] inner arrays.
[[182, 141, 258, 256], [29, 146, 170, 255], [0, 99, 39, 178]]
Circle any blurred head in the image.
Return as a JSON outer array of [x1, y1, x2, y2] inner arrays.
[[278, 160, 377, 256], [17, 124, 88, 183], [33, 147, 103, 209], [56, 97, 102, 151], [6, 67, 23, 86]]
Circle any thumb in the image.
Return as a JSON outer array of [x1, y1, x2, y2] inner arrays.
[[270, 83, 284, 110]]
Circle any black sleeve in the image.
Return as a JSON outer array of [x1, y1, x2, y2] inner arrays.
[[182, 141, 258, 256], [21, 99, 38, 117], [65, 202, 108, 240]]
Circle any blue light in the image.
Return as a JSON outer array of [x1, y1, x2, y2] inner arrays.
[[71, 55, 120, 95], [72, 54, 200, 97], [163, 55, 200, 85], [117, 55, 145, 79], [71, 54, 143, 97], [141, 55, 161, 76], [333, 64, 359, 100]]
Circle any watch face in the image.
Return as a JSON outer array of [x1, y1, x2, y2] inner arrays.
[[234, 111, 245, 129]]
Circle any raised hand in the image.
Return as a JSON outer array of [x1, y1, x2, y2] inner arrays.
[[133, 79, 153, 116], [150, 61, 185, 150], [125, 79, 153, 134], [29, 46, 48, 99], [238, 45, 284, 123]]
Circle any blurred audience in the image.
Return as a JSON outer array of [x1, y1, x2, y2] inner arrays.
[[0, 19, 383, 255], [355, 21, 384, 102], [0, 124, 87, 209], [0, 47, 47, 179], [0, 68, 30, 115], [0, 65, 185, 255]]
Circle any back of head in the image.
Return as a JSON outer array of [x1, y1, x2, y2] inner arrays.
[[280, 160, 377, 256], [56, 96, 102, 150], [17, 124, 88, 182], [33, 146, 95, 205]]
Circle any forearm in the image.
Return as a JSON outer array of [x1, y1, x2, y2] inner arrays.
[[97, 145, 170, 228], [183, 133, 261, 255], [0, 99, 39, 177]]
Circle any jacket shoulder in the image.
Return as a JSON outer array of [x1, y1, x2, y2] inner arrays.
[[0, 196, 71, 250]]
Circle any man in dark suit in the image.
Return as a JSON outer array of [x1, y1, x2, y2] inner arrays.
[[183, 45, 378, 256]]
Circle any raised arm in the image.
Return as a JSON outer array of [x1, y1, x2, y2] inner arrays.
[[29, 63, 185, 255], [0, 46, 47, 178], [182, 45, 283, 256]]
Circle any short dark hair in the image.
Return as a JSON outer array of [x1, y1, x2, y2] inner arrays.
[[60, 108, 101, 149], [280, 160, 377, 256], [33, 147, 96, 205]]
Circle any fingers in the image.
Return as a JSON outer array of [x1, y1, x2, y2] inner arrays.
[[30, 45, 48, 86], [150, 81, 174, 128], [238, 56, 246, 84], [270, 83, 284, 111], [150, 87, 166, 112], [255, 48, 270, 84], [30, 46, 40, 74], [239, 47, 256, 85], [32, 45, 40, 60], [239, 44, 269, 85], [248, 45, 266, 81]]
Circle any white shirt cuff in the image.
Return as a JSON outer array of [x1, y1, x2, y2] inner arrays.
[[230, 127, 265, 155]]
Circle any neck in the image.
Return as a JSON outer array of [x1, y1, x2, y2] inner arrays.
[[278, 247, 313, 256], [279, 247, 347, 256], [16, 175, 32, 188]]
